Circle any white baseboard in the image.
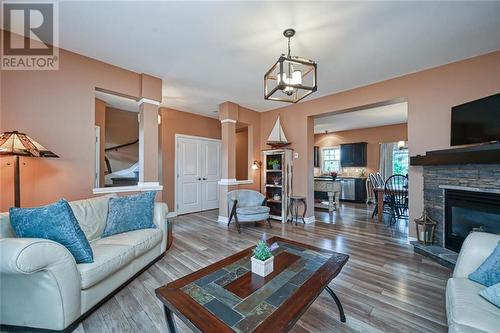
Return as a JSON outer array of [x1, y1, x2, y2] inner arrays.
[[218, 215, 229, 223], [167, 211, 177, 218], [303, 216, 315, 224]]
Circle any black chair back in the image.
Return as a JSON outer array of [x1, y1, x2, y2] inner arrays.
[[385, 174, 409, 217]]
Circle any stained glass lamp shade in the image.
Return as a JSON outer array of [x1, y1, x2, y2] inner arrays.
[[0, 131, 58, 207]]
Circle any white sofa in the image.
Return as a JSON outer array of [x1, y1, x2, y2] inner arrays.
[[0, 195, 169, 332], [446, 232, 500, 333]]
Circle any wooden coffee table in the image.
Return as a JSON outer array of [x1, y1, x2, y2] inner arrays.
[[155, 236, 349, 333]]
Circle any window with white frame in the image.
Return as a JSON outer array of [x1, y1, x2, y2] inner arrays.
[[322, 147, 341, 173]]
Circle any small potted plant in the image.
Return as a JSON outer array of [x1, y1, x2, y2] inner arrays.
[[330, 171, 338, 180], [268, 159, 280, 170], [251, 240, 276, 277]]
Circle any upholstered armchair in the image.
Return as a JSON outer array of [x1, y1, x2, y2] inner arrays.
[[227, 190, 271, 233]]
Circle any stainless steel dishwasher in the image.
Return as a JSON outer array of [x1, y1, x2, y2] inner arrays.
[[340, 178, 355, 201]]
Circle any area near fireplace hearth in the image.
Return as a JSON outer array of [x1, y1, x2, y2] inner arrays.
[[412, 163, 500, 268]]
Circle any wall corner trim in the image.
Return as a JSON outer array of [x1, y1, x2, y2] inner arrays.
[[137, 98, 161, 106], [93, 183, 163, 194], [220, 119, 237, 124], [218, 178, 253, 185]]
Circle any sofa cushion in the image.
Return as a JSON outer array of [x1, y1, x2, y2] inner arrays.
[[9, 199, 93, 264], [69, 194, 117, 242], [102, 192, 156, 237], [468, 241, 500, 287], [77, 242, 134, 289], [97, 228, 163, 257], [446, 278, 500, 333], [237, 206, 270, 215], [480, 283, 500, 308]]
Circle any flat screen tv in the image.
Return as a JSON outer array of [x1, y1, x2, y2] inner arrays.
[[451, 93, 500, 146]]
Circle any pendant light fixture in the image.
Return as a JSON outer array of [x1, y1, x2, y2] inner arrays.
[[264, 28, 317, 103]]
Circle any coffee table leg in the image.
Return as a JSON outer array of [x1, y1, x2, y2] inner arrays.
[[164, 305, 179, 333], [325, 286, 346, 323]]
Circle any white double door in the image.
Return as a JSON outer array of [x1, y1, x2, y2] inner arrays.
[[177, 136, 221, 214]]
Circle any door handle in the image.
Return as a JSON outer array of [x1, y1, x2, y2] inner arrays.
[[202, 178, 207, 180], [197, 178, 202, 181]]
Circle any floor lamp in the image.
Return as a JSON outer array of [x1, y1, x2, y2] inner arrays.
[[0, 131, 58, 207], [252, 160, 262, 193]]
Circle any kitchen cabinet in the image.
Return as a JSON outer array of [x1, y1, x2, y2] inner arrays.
[[340, 142, 367, 167]]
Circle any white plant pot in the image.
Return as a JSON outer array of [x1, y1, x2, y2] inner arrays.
[[251, 256, 274, 277]]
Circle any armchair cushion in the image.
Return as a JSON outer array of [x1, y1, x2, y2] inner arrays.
[[102, 191, 156, 237], [236, 206, 270, 215], [9, 199, 93, 264], [468, 241, 500, 287]]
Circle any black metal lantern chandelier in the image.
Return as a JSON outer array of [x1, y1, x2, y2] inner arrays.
[[264, 28, 317, 103]]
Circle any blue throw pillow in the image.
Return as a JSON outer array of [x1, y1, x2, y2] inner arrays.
[[479, 283, 500, 308], [468, 241, 500, 287], [102, 191, 156, 237], [9, 199, 93, 264]]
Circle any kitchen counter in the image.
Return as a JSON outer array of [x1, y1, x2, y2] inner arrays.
[[314, 176, 367, 203]]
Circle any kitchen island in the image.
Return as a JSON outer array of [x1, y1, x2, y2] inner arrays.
[[314, 177, 341, 212]]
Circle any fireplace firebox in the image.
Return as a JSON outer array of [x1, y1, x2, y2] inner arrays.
[[445, 189, 500, 252]]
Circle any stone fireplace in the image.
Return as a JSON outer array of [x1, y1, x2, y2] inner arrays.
[[414, 164, 500, 267]]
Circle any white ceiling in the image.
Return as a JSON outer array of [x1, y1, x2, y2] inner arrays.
[[58, 1, 500, 117], [314, 102, 408, 134], [95, 90, 139, 112]]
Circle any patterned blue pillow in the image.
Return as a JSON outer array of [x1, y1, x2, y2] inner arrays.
[[102, 191, 156, 237], [479, 283, 500, 308], [9, 199, 93, 264], [468, 241, 500, 287]]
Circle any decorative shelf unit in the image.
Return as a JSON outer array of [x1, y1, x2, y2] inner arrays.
[[262, 149, 293, 222]]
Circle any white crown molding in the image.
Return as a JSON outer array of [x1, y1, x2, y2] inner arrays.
[[137, 98, 161, 106], [220, 118, 237, 124]]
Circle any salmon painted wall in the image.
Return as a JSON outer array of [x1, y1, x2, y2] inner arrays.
[[236, 127, 249, 180], [314, 123, 408, 175], [235, 106, 261, 192], [0, 38, 160, 211], [160, 108, 221, 210], [104, 107, 139, 174], [94, 98, 106, 186], [260, 51, 500, 236]]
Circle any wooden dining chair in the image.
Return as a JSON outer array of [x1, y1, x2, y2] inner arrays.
[[369, 173, 380, 218], [384, 174, 409, 225]]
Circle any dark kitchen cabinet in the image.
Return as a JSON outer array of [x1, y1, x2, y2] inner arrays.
[[340, 142, 367, 167], [314, 146, 320, 168], [354, 178, 367, 202]]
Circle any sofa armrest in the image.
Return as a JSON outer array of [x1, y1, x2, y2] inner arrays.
[[0, 238, 81, 330], [453, 232, 500, 278], [154, 202, 169, 252]]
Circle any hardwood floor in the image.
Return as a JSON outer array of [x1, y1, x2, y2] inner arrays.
[[73, 203, 450, 333]]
